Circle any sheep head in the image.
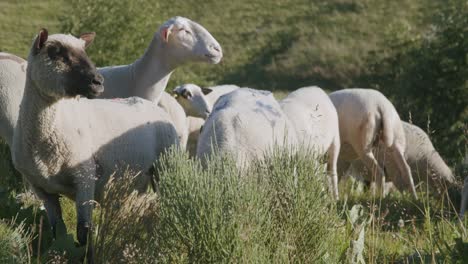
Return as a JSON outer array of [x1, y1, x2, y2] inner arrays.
[[159, 16, 223, 65], [173, 83, 213, 119], [28, 28, 104, 100]]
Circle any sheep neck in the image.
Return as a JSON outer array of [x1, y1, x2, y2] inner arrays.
[[131, 34, 178, 103], [18, 76, 62, 145]]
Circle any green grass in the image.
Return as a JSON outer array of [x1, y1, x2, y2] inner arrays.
[[0, 0, 440, 89], [0, 0, 65, 58], [1, 148, 467, 263]]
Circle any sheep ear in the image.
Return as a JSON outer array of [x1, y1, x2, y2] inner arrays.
[[161, 25, 174, 43], [201, 87, 213, 95], [34, 28, 48, 53], [79, 32, 96, 48]]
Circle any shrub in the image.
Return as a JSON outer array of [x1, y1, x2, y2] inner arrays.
[[93, 171, 160, 263], [154, 147, 347, 262], [361, 0, 468, 164]]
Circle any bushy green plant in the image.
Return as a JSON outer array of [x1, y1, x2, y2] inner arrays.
[[362, 0, 468, 164], [154, 147, 347, 263]]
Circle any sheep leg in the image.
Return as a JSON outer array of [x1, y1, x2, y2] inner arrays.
[[389, 145, 418, 199], [43, 194, 65, 238], [31, 186, 66, 238], [337, 159, 351, 181], [360, 151, 386, 197], [327, 138, 340, 200], [75, 178, 96, 263]]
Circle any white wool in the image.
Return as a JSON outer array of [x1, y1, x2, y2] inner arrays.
[[47, 34, 86, 49], [197, 88, 297, 168], [0, 53, 26, 147], [344, 121, 455, 194], [157, 91, 188, 148], [279, 86, 341, 199], [329, 88, 418, 199]]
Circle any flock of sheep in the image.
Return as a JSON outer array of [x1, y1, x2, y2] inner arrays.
[[0, 16, 465, 262]]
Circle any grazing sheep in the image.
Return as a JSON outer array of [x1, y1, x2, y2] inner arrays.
[[329, 89, 417, 199], [12, 30, 178, 261], [0, 17, 222, 149], [345, 122, 456, 194], [173, 83, 239, 119], [279, 86, 341, 199], [197, 88, 297, 168]]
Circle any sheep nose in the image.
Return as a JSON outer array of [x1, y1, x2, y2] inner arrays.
[[210, 44, 221, 53], [92, 74, 104, 86]]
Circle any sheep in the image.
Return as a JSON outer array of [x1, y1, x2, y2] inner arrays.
[[98, 16, 222, 145], [172, 83, 239, 155], [329, 88, 418, 199], [12, 29, 178, 262], [0, 53, 26, 147], [345, 121, 456, 194], [279, 86, 341, 199], [173, 83, 239, 119], [99, 16, 222, 102], [197, 88, 297, 168], [0, 16, 222, 149]]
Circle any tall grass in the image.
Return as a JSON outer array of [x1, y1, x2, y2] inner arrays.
[[0, 220, 34, 263], [64, 147, 346, 263], [154, 147, 347, 262], [0, 147, 467, 262]]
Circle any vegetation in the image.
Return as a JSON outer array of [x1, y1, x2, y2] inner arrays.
[[0, 0, 467, 263]]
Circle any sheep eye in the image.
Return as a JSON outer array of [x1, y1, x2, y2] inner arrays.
[[48, 46, 62, 60], [179, 28, 191, 35]]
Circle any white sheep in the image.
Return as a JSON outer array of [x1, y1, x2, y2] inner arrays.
[[173, 83, 239, 119], [98, 16, 222, 145], [172, 83, 240, 155], [329, 88, 418, 199], [197, 88, 297, 168], [99, 16, 222, 102], [279, 86, 341, 199], [0, 16, 222, 149], [345, 121, 456, 194], [12, 30, 178, 260], [0, 53, 26, 147]]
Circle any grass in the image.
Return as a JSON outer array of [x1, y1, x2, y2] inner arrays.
[[0, 0, 65, 58], [0, 0, 467, 262], [1, 147, 467, 262], [0, 0, 441, 89]]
